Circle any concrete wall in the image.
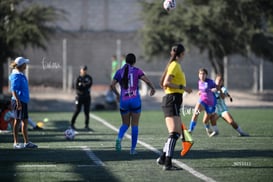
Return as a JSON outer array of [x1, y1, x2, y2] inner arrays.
[[26, 0, 143, 32]]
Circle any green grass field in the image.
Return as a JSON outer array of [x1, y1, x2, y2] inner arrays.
[[0, 108, 272, 182]]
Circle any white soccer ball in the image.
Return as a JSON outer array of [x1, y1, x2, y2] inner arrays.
[[64, 128, 75, 140], [163, 0, 176, 11]]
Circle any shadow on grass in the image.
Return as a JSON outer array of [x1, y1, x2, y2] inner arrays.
[[184, 149, 273, 159], [0, 148, 120, 182], [0, 119, 115, 144]]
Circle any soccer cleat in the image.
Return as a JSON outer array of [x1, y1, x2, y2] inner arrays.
[[13, 143, 24, 149], [115, 139, 121, 151], [181, 141, 194, 157], [206, 128, 213, 136], [163, 165, 181, 171], [24, 142, 38, 148], [84, 126, 93, 132], [156, 157, 165, 165], [130, 149, 137, 155], [209, 131, 219, 137]]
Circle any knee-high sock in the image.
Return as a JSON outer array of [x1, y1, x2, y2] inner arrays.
[[189, 121, 196, 132], [117, 124, 129, 140], [165, 132, 180, 157], [131, 126, 138, 151], [163, 141, 168, 153]]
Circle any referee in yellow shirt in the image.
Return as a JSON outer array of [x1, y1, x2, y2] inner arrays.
[[157, 44, 192, 170]]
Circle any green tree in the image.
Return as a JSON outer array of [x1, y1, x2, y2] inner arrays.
[[0, 0, 63, 94], [139, 0, 273, 74]]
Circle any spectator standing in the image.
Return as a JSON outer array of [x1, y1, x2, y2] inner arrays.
[[70, 65, 93, 131], [9, 57, 38, 149]]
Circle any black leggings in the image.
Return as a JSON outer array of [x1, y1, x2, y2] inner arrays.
[[71, 95, 91, 126]]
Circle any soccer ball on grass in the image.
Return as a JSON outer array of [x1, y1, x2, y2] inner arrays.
[[64, 128, 75, 140]]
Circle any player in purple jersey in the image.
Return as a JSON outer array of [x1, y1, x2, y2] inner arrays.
[[203, 74, 249, 137], [188, 68, 218, 135], [110, 53, 156, 155]]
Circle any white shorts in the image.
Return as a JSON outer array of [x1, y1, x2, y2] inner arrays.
[[216, 103, 228, 116]]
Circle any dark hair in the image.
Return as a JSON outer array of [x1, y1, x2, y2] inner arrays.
[[121, 53, 136, 89], [199, 68, 208, 75], [160, 44, 185, 88], [125, 53, 136, 65], [81, 65, 88, 71], [170, 44, 185, 61]]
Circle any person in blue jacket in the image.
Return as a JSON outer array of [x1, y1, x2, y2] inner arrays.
[[9, 57, 38, 149]]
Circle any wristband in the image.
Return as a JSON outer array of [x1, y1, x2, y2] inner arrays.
[[179, 85, 184, 89]]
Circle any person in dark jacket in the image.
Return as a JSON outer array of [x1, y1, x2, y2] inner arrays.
[[70, 65, 93, 131]]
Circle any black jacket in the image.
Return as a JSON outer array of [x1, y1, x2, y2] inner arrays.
[[75, 74, 93, 97]]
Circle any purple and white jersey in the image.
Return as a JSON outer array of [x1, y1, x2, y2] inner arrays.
[[198, 78, 216, 106], [113, 64, 145, 100]]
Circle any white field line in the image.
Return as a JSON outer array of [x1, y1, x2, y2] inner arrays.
[[90, 113, 217, 182], [17, 164, 57, 168], [16, 145, 104, 168], [17, 164, 97, 168], [68, 145, 105, 166], [81, 146, 105, 166]]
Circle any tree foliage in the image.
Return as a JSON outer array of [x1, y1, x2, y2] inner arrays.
[[139, 0, 273, 74], [0, 0, 63, 93]]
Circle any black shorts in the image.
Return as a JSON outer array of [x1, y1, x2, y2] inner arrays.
[[11, 99, 28, 120], [161, 93, 183, 117]]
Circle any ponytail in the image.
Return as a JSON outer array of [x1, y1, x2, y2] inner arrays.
[[160, 56, 175, 88], [160, 44, 185, 88], [121, 64, 129, 89], [121, 53, 136, 89], [9, 61, 17, 69]]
